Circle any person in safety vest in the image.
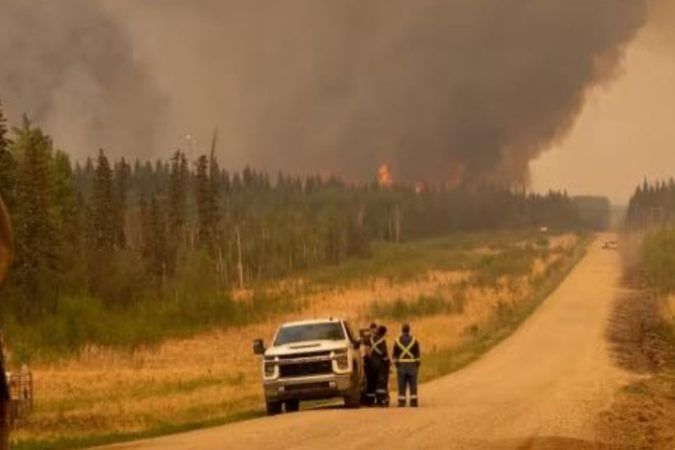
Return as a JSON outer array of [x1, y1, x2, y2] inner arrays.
[[392, 323, 421, 407], [363, 322, 378, 406], [371, 325, 390, 407]]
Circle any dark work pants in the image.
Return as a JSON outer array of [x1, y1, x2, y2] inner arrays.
[[371, 356, 389, 405], [396, 364, 418, 406], [364, 356, 376, 404]]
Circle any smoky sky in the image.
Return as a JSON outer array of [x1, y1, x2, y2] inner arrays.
[[0, 0, 649, 185], [0, 0, 167, 158]]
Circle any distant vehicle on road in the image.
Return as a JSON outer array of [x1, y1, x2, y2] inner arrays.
[[253, 318, 364, 415], [602, 241, 618, 250]]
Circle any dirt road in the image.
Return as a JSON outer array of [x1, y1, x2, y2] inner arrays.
[[102, 234, 627, 450]]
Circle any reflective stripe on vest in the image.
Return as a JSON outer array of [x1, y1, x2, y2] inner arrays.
[[371, 337, 385, 355], [394, 337, 419, 362]]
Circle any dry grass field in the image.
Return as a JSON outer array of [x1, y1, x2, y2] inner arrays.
[[10, 231, 586, 450]]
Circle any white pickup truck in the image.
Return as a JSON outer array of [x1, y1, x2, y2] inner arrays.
[[253, 318, 364, 415]]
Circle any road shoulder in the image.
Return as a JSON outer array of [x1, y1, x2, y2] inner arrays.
[[596, 289, 675, 449]]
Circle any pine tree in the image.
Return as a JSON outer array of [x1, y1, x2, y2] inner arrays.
[[113, 157, 131, 248], [168, 151, 188, 235], [141, 194, 168, 282], [208, 147, 221, 239], [53, 151, 82, 262], [165, 151, 189, 274], [0, 101, 16, 209], [12, 118, 59, 316], [195, 154, 215, 250], [0, 101, 8, 151], [89, 150, 117, 251]]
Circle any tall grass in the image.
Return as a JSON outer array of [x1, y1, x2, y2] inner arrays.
[[369, 238, 553, 320], [5, 289, 300, 363], [306, 229, 542, 286], [469, 245, 540, 287], [370, 293, 466, 321], [420, 234, 590, 382]]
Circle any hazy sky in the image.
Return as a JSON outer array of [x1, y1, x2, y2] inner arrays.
[[531, 0, 675, 204], [1, 1, 670, 202], [0, 0, 650, 191]]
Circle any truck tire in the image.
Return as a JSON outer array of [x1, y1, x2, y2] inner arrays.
[[284, 399, 300, 412], [344, 386, 361, 409], [266, 400, 282, 416], [344, 359, 362, 408]]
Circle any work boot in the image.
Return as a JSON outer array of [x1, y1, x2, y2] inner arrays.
[[398, 399, 406, 407], [410, 398, 418, 408]]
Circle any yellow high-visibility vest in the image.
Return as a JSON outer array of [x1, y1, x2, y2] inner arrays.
[[394, 338, 419, 363], [371, 336, 385, 355]]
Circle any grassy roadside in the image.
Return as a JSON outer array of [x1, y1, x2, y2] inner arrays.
[[596, 228, 675, 448], [596, 289, 675, 449], [14, 407, 264, 450], [420, 233, 590, 382], [11, 231, 590, 450]]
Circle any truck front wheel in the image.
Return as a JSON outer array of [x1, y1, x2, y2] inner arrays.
[[266, 400, 283, 415], [284, 399, 300, 412]]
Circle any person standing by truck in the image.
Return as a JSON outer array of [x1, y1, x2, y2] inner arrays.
[[393, 323, 421, 407], [370, 325, 390, 407], [363, 322, 379, 406]]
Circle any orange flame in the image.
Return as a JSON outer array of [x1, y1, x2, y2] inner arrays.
[[378, 163, 393, 188]]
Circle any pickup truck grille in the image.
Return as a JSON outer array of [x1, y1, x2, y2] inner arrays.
[[278, 351, 331, 360], [279, 360, 333, 377]]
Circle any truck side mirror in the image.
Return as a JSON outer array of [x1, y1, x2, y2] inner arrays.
[[253, 338, 266, 355]]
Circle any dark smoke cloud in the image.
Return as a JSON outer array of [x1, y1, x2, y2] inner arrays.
[[0, 0, 167, 159], [1, 1, 649, 185]]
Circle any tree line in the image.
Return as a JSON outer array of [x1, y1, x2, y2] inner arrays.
[[0, 102, 588, 321], [624, 178, 675, 295], [625, 179, 675, 229]]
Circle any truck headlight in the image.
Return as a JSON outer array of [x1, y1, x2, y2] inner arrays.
[[334, 349, 349, 370], [264, 358, 276, 377]]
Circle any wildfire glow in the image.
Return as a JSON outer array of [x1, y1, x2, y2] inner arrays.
[[378, 163, 393, 188]]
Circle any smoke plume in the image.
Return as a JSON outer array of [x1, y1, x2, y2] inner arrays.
[[0, 0, 167, 159], [0, 0, 649, 185]]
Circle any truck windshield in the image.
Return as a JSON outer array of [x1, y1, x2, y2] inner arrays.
[[275, 322, 345, 345]]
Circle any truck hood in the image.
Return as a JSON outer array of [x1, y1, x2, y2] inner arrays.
[[265, 340, 348, 357]]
